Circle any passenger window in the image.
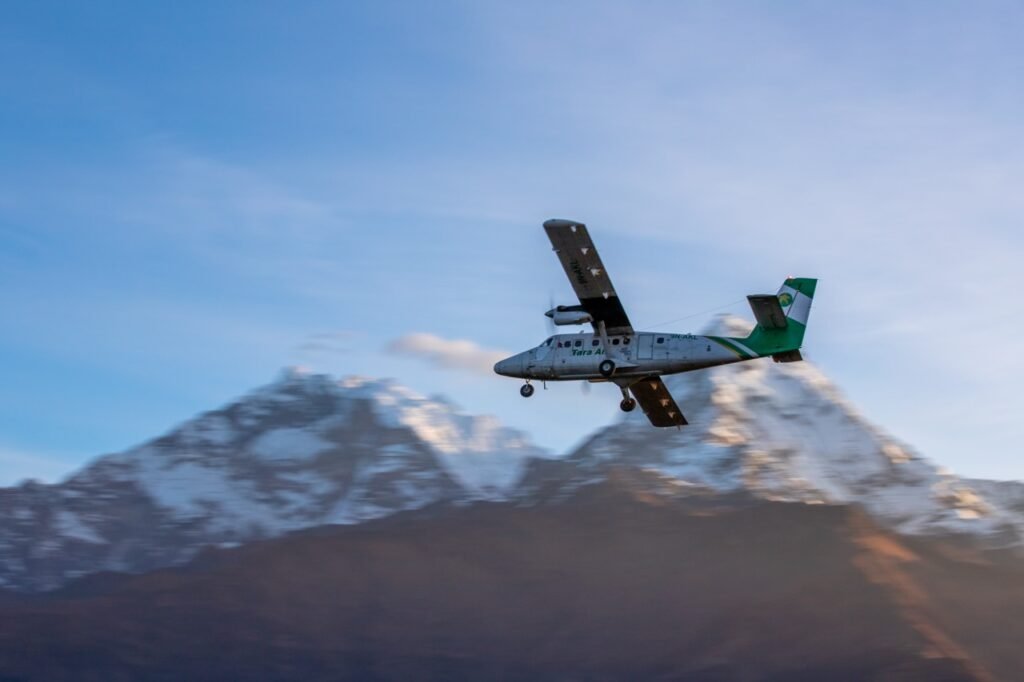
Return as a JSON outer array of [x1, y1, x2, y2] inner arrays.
[[574, 340, 582, 347], [657, 337, 665, 344], [591, 339, 599, 347], [612, 338, 620, 345]]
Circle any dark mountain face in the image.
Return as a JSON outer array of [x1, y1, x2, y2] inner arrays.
[[1, 481, 1019, 682]]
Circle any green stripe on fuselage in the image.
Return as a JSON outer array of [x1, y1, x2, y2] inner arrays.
[[708, 336, 753, 360]]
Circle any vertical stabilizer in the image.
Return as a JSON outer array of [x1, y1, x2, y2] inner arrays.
[[739, 277, 817, 359], [777, 277, 816, 327]]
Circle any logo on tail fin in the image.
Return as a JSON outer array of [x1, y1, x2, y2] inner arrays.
[[778, 292, 793, 308]]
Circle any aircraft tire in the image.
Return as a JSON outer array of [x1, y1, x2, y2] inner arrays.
[[619, 398, 636, 412], [520, 384, 535, 398], [599, 359, 616, 377]]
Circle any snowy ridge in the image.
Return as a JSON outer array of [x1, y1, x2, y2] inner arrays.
[[0, 369, 547, 591], [337, 374, 543, 497], [562, 316, 1024, 544], [2, 337, 1023, 594]]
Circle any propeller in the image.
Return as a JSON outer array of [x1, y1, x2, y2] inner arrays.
[[544, 294, 590, 396]]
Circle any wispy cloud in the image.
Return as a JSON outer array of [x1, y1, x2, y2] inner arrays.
[[296, 331, 359, 356], [386, 333, 509, 376]]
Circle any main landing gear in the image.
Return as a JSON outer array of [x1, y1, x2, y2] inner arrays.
[[599, 359, 616, 378], [520, 383, 535, 398], [618, 385, 636, 412]]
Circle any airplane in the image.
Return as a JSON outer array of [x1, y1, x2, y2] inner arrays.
[[493, 219, 817, 427]]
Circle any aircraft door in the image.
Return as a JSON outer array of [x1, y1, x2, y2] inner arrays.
[[638, 333, 654, 360]]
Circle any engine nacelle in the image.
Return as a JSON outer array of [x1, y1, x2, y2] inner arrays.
[[545, 306, 593, 326]]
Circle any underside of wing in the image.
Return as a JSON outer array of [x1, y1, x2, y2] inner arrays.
[[629, 376, 688, 427], [543, 219, 633, 335]]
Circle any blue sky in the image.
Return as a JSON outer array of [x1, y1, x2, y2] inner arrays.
[[2, 2, 1023, 484]]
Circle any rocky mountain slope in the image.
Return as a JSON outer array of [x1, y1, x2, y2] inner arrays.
[[2, 482, 1014, 682], [1, 317, 1021, 593]]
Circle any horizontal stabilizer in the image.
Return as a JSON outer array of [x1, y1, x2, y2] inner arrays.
[[747, 294, 788, 330], [772, 349, 803, 363]]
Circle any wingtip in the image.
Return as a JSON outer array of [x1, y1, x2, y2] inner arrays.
[[543, 218, 584, 230]]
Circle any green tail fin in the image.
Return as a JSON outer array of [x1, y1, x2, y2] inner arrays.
[[740, 277, 817, 358]]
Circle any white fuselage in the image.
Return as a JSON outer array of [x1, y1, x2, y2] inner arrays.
[[494, 332, 749, 381]]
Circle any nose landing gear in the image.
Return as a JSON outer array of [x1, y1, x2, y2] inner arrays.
[[520, 383, 535, 398]]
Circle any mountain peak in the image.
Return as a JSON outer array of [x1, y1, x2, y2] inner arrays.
[[3, 359, 1022, 596], [560, 341, 1024, 544], [0, 371, 547, 592], [701, 312, 755, 337]]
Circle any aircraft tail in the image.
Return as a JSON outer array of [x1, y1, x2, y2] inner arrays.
[[739, 277, 817, 362]]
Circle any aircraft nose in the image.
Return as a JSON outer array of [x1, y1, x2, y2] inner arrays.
[[493, 355, 522, 377]]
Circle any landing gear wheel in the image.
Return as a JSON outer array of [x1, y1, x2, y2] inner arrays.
[[619, 398, 637, 412], [599, 359, 616, 378], [520, 383, 535, 398]]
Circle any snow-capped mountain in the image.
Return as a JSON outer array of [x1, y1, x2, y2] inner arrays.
[[533, 317, 1024, 545], [2, 318, 1023, 593], [0, 368, 547, 591]]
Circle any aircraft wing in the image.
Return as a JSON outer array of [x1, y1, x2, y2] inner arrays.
[[543, 219, 634, 335], [629, 376, 688, 427]]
